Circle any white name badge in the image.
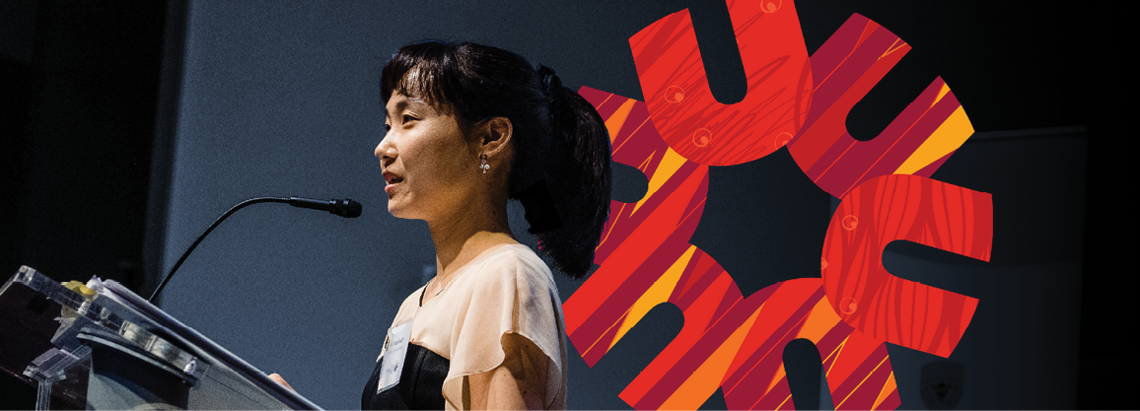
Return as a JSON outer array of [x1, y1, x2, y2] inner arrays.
[[376, 319, 412, 394]]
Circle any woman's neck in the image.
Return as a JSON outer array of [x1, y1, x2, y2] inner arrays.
[[427, 200, 516, 289]]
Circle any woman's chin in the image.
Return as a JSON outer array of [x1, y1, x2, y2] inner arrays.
[[386, 202, 415, 220]]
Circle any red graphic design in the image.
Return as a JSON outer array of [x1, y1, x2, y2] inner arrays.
[[822, 174, 993, 357], [564, 1, 992, 409], [568, 90, 902, 410], [567, 89, 708, 368], [787, 14, 974, 199], [630, 0, 812, 166]]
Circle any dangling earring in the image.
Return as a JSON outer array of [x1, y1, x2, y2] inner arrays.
[[479, 153, 490, 174]]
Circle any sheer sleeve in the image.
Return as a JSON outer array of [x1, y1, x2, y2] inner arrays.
[[440, 248, 567, 410]]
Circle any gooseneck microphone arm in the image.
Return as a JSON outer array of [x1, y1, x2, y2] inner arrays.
[[147, 196, 362, 303]]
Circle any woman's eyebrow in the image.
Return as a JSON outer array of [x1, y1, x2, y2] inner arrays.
[[384, 100, 409, 120]]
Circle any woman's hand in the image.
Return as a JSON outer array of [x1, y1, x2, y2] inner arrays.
[[467, 333, 549, 410], [268, 373, 296, 392]]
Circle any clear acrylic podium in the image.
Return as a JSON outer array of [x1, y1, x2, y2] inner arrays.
[[0, 266, 322, 410]]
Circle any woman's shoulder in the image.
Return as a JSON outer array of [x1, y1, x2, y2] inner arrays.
[[466, 243, 554, 286]]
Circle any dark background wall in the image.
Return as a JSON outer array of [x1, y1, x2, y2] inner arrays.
[[1, 0, 1124, 409]]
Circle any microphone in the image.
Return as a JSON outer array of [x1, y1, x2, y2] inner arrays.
[[148, 196, 363, 302], [288, 197, 362, 218]]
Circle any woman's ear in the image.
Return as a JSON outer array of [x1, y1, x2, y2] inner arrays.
[[481, 116, 513, 158]]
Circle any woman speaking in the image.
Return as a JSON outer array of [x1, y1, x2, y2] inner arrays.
[[363, 40, 611, 410]]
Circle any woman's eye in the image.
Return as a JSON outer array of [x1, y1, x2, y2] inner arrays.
[[384, 124, 391, 132], [403, 114, 416, 124]]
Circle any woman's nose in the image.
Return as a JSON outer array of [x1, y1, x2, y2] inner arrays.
[[375, 135, 396, 164]]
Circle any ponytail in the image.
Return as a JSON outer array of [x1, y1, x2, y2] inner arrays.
[[381, 41, 611, 279], [528, 66, 611, 279]]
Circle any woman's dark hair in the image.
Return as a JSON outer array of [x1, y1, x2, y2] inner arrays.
[[380, 41, 611, 279]]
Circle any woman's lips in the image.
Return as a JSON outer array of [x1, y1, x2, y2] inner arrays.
[[382, 171, 403, 195]]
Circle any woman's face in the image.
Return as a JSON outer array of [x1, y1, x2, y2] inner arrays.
[[375, 91, 481, 222]]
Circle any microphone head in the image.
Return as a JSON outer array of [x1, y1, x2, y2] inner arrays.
[[334, 199, 363, 218]]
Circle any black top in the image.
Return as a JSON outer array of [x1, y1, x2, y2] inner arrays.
[[362, 343, 450, 410]]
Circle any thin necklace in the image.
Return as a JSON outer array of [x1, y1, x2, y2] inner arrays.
[[426, 275, 448, 298]]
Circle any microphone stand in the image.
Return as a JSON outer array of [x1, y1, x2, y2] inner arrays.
[[148, 197, 290, 303], [149, 196, 362, 303]]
